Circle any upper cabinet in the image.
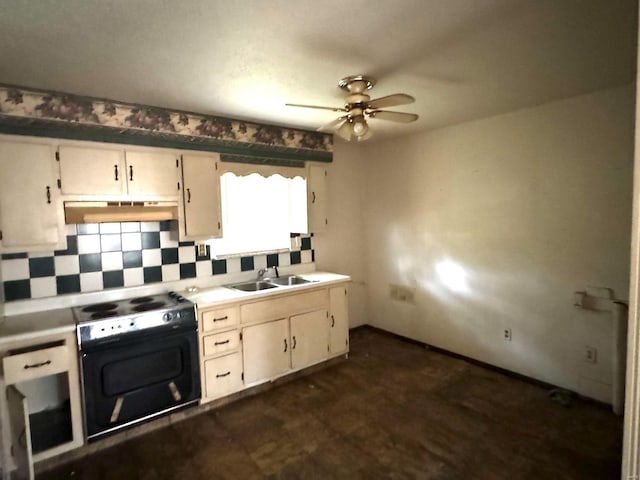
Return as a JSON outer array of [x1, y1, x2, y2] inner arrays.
[[124, 150, 180, 197], [179, 152, 222, 241], [0, 138, 66, 252], [307, 163, 328, 233], [58, 145, 179, 198], [57, 145, 124, 196]]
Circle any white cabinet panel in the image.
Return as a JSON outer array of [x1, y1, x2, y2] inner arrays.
[[181, 153, 222, 240], [242, 318, 290, 385], [329, 285, 349, 354], [290, 309, 329, 370], [203, 352, 243, 399], [307, 163, 328, 232], [0, 140, 64, 252], [201, 306, 239, 332], [6, 386, 33, 480], [125, 150, 179, 197], [202, 330, 240, 357], [58, 145, 124, 196]]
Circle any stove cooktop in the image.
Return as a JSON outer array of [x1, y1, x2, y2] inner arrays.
[[74, 292, 189, 324], [75, 292, 196, 347]]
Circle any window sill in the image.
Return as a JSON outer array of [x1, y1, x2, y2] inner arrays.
[[211, 247, 291, 260]]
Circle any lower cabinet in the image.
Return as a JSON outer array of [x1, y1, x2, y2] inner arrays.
[[198, 305, 243, 404], [329, 285, 349, 355], [290, 309, 330, 371], [0, 332, 83, 480], [198, 281, 350, 400], [242, 318, 290, 385]]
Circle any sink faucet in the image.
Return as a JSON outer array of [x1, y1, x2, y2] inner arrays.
[[257, 266, 279, 280]]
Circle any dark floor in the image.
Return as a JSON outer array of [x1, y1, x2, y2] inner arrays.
[[39, 327, 623, 480]]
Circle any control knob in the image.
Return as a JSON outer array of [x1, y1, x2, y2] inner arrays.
[[163, 312, 173, 323]]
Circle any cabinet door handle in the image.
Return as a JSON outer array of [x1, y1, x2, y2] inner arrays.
[[114, 164, 119, 181], [129, 165, 134, 181], [214, 339, 230, 346], [312, 191, 316, 204], [187, 188, 192, 203], [45, 186, 51, 204], [292, 336, 297, 350], [284, 338, 288, 352], [213, 315, 228, 322], [331, 315, 335, 327], [216, 371, 231, 378], [24, 360, 51, 370]]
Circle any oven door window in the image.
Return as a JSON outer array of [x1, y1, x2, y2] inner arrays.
[[102, 348, 183, 396]]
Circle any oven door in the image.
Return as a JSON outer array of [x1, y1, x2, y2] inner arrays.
[[81, 326, 200, 440]]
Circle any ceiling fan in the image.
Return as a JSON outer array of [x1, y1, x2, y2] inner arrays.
[[286, 75, 418, 141]]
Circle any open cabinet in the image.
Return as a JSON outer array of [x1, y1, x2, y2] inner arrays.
[[0, 332, 83, 480]]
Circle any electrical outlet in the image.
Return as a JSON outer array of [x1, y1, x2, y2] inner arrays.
[[503, 328, 512, 341], [585, 346, 597, 364]]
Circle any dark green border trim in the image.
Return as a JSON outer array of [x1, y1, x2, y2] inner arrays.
[[0, 116, 332, 163]]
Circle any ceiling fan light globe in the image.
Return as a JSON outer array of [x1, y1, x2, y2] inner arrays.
[[352, 117, 369, 137]]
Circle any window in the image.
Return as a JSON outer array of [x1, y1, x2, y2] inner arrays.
[[209, 171, 307, 257]]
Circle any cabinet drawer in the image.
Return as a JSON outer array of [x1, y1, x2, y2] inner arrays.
[[3, 345, 70, 385], [241, 288, 328, 324], [201, 306, 239, 332], [203, 330, 240, 357], [204, 352, 243, 400]]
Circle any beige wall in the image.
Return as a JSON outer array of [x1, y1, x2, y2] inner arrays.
[[360, 85, 634, 401], [313, 141, 368, 327]]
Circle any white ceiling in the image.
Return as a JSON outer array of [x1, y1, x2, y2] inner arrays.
[[0, 0, 636, 140]]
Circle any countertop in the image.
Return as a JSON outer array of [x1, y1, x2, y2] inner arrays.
[[0, 271, 350, 346], [180, 271, 351, 308], [0, 308, 76, 348]]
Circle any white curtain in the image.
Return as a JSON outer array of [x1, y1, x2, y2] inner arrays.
[[209, 171, 308, 257]]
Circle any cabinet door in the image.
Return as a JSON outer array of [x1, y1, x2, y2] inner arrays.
[[329, 285, 349, 354], [6, 386, 34, 480], [181, 153, 222, 240], [242, 319, 290, 385], [125, 150, 179, 197], [290, 309, 330, 370], [0, 141, 64, 251], [58, 145, 124, 195], [307, 163, 328, 232]]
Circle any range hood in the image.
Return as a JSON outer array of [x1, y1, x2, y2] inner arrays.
[[64, 201, 179, 224]]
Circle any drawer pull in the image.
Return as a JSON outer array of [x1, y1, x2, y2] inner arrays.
[[24, 360, 51, 370], [213, 316, 228, 322], [214, 340, 230, 346], [216, 371, 231, 378]]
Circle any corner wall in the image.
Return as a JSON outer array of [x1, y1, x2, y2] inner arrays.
[[313, 141, 368, 327], [362, 85, 635, 401]]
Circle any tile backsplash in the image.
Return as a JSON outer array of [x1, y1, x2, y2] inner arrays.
[[1, 221, 313, 302]]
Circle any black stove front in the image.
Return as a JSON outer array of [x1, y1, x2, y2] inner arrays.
[[76, 294, 200, 441]]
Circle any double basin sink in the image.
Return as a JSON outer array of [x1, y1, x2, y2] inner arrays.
[[228, 275, 316, 292]]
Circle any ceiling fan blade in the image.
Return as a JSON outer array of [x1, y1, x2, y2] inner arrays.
[[286, 103, 346, 113], [368, 110, 419, 123], [336, 120, 353, 141], [317, 116, 347, 132], [367, 93, 415, 109]]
